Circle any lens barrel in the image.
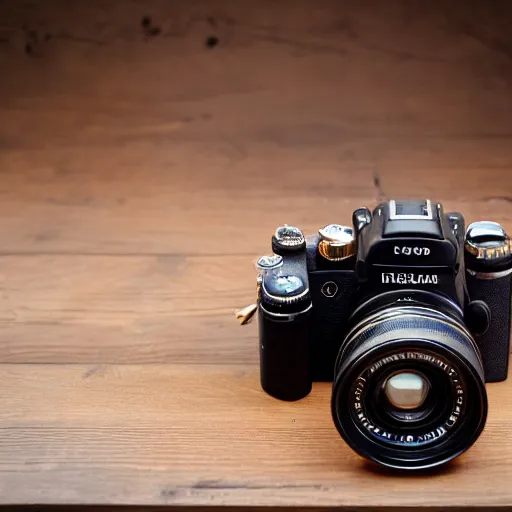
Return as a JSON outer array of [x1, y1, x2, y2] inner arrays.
[[331, 291, 488, 470]]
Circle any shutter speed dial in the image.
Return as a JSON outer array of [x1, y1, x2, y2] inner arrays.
[[255, 253, 310, 311], [465, 222, 511, 260], [318, 224, 356, 261], [272, 225, 306, 255], [255, 254, 283, 271], [465, 221, 512, 272], [261, 273, 310, 312]]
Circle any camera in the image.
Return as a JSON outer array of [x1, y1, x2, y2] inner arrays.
[[255, 199, 512, 469]]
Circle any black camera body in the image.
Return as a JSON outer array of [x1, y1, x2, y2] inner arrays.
[[256, 200, 512, 469]]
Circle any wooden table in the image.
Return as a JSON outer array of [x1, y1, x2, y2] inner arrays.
[[1, 1, 512, 509]]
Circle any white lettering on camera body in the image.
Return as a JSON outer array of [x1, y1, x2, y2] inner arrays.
[[394, 246, 431, 256], [382, 273, 438, 285]]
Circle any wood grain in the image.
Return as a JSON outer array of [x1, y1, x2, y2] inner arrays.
[[0, 0, 512, 508], [0, 363, 512, 507], [0, 254, 259, 364]]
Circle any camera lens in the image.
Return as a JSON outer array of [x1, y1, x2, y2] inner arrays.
[[331, 291, 488, 470]]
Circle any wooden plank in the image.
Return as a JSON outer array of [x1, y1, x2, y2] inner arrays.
[[5, 237, 512, 364], [0, 254, 258, 364], [0, 158, 510, 255], [0, 363, 511, 507]]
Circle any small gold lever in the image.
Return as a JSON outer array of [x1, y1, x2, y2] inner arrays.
[[236, 303, 258, 325]]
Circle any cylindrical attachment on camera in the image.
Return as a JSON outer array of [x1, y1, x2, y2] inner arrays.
[[259, 306, 312, 401], [465, 221, 512, 382], [257, 247, 311, 400]]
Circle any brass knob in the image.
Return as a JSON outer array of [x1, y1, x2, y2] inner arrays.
[[465, 221, 511, 260], [318, 224, 356, 261]]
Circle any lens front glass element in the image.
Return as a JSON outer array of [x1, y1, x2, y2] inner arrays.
[[379, 369, 437, 424], [384, 371, 429, 411]]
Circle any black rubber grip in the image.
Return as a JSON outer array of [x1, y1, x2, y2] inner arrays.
[[258, 307, 311, 401], [466, 270, 512, 382]]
